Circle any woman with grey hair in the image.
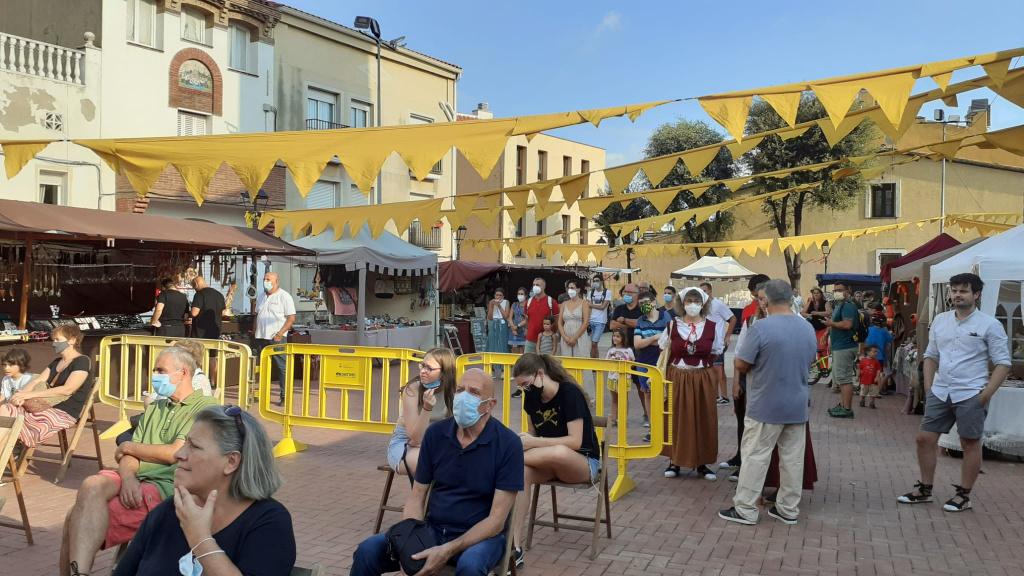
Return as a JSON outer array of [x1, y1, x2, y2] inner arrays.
[[112, 406, 296, 575]]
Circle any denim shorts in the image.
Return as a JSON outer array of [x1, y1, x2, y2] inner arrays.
[[713, 343, 728, 365], [586, 455, 600, 482], [588, 322, 606, 342], [635, 366, 651, 391], [387, 425, 410, 471]]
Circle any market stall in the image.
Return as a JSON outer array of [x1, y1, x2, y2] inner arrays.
[[0, 199, 306, 372], [273, 224, 438, 350]]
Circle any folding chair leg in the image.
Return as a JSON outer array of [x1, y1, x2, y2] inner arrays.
[[591, 485, 602, 560], [603, 478, 612, 538], [373, 468, 395, 535], [91, 407, 105, 471], [2, 455, 33, 545], [549, 485, 559, 532], [525, 483, 540, 551]]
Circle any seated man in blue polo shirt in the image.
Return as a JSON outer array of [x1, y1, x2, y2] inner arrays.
[[352, 368, 524, 576]]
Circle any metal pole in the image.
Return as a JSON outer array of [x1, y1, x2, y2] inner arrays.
[[375, 38, 383, 206], [939, 123, 946, 232], [18, 238, 33, 330], [357, 267, 367, 346], [626, 247, 633, 284]]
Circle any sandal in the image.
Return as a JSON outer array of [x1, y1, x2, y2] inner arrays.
[[897, 481, 933, 504], [70, 562, 90, 576], [943, 485, 972, 512], [696, 465, 717, 480]]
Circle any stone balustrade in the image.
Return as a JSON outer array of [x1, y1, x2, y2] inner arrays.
[[0, 32, 88, 85]]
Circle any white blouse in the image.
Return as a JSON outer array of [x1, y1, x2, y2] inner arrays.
[[658, 318, 725, 368]]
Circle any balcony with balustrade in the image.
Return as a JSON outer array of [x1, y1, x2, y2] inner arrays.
[[0, 32, 89, 85], [408, 220, 444, 250]]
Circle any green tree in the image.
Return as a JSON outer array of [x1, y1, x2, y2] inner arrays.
[[595, 118, 735, 248], [744, 95, 878, 286]]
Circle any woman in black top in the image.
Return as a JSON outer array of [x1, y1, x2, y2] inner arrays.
[[508, 353, 599, 570], [803, 287, 833, 347], [152, 278, 190, 337], [1, 324, 91, 446], [113, 405, 296, 576]]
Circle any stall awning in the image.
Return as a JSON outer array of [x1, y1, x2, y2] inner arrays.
[[439, 260, 590, 292], [670, 256, 755, 281], [275, 224, 438, 276], [880, 233, 961, 283], [0, 199, 307, 254]]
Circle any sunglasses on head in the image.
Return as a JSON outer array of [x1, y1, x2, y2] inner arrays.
[[225, 405, 246, 446]]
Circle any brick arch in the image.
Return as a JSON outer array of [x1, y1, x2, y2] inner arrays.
[[169, 47, 222, 116]]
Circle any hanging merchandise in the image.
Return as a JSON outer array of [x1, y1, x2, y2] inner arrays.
[[375, 275, 395, 299], [394, 276, 413, 296]]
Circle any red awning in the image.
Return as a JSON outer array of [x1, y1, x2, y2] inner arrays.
[[881, 233, 961, 283], [0, 199, 308, 254], [439, 261, 508, 291]]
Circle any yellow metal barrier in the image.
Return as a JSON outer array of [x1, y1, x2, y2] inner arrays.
[[255, 343, 424, 458], [455, 353, 669, 502], [97, 335, 251, 439]]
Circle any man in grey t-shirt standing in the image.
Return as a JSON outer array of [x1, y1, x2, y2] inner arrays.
[[720, 279, 817, 526]]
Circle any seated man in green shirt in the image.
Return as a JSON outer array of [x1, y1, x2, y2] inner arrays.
[[60, 346, 219, 576]]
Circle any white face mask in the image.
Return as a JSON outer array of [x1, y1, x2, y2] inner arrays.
[[517, 294, 526, 302], [532, 285, 542, 295], [684, 303, 702, 317], [567, 289, 577, 299], [833, 291, 846, 301]]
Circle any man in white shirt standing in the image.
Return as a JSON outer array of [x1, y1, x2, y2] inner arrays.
[[898, 273, 1010, 512], [255, 272, 296, 406], [701, 283, 738, 405]]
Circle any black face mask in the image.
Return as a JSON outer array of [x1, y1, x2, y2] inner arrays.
[[523, 374, 544, 397]]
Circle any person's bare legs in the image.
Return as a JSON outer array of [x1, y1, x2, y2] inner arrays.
[[915, 430, 940, 485], [398, 446, 420, 477], [512, 446, 591, 548], [714, 364, 727, 399], [841, 383, 855, 410], [959, 437, 982, 489], [61, 474, 120, 576]]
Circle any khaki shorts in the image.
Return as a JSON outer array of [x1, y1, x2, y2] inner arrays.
[[832, 348, 858, 385], [859, 384, 879, 397]]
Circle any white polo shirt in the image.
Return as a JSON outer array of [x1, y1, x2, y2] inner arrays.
[[255, 288, 297, 340]]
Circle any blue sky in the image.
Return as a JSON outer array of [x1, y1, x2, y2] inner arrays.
[[286, 0, 1024, 165]]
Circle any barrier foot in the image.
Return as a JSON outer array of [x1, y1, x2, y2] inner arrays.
[[608, 473, 636, 502], [273, 437, 307, 458], [100, 419, 132, 441]]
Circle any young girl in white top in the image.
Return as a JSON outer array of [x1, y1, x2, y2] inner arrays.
[[1, 348, 33, 404], [604, 328, 635, 427]]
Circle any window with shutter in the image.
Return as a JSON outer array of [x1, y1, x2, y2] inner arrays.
[[306, 181, 338, 210], [229, 24, 250, 71], [182, 8, 206, 44], [345, 185, 369, 207], [177, 112, 208, 136]]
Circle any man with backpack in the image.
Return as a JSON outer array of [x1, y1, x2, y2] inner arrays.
[[824, 281, 863, 419], [524, 277, 559, 354]]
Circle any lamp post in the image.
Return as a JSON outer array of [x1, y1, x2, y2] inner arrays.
[[354, 16, 406, 206], [455, 225, 467, 261], [239, 190, 270, 313], [821, 239, 832, 275], [928, 109, 969, 232]]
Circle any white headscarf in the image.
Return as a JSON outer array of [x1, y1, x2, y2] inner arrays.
[[679, 286, 708, 305]]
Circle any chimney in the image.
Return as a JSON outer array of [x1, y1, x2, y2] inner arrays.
[[473, 102, 493, 119]]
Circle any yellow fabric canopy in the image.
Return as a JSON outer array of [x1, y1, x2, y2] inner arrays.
[[0, 100, 673, 203]]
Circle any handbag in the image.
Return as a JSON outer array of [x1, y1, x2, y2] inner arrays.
[[385, 518, 436, 575]]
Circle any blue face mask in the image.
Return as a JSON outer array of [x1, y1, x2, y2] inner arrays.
[[423, 380, 440, 390], [452, 391, 490, 428], [151, 372, 178, 397], [263, 281, 273, 292], [179, 552, 203, 576], [623, 295, 634, 305], [663, 294, 672, 303]]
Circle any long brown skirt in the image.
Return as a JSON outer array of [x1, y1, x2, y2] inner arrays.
[[660, 365, 718, 469], [764, 422, 817, 490]]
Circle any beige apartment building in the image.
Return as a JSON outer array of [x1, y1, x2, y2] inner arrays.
[[629, 108, 1024, 294], [273, 6, 461, 257], [457, 103, 606, 265]]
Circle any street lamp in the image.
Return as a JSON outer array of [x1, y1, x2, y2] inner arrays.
[[821, 240, 832, 274], [239, 189, 269, 229], [455, 225, 468, 261], [354, 16, 406, 206], [929, 109, 969, 232]]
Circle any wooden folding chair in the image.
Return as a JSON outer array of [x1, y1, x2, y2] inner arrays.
[[374, 464, 436, 534], [525, 416, 613, 560], [291, 565, 326, 576], [0, 414, 33, 544], [19, 377, 106, 484], [438, 502, 517, 576]]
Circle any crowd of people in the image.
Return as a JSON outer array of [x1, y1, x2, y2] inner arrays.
[[1, 263, 1009, 575]]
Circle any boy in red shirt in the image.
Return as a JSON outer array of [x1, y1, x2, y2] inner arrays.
[[856, 344, 883, 409]]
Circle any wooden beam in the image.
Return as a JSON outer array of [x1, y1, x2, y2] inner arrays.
[[18, 238, 32, 330]]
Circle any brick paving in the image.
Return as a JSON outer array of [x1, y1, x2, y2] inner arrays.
[[2, 373, 1023, 575]]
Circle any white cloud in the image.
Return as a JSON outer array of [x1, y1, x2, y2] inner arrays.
[[595, 11, 620, 36]]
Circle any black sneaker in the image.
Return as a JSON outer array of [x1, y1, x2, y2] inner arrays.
[[943, 485, 973, 512], [511, 388, 523, 399], [716, 397, 730, 406], [897, 481, 934, 504], [509, 546, 525, 574], [767, 506, 797, 525], [718, 507, 756, 525]]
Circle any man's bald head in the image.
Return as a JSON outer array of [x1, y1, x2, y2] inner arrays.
[[192, 276, 208, 290], [459, 368, 494, 399]]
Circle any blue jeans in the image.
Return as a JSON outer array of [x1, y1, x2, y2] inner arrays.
[[253, 338, 288, 400], [351, 525, 505, 576]]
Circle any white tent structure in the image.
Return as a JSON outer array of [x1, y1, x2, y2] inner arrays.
[[930, 225, 1024, 319], [670, 256, 756, 281]]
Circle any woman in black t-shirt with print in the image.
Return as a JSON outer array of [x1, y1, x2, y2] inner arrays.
[[508, 353, 599, 572]]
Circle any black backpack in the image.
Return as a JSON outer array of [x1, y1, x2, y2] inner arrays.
[[843, 302, 870, 342]]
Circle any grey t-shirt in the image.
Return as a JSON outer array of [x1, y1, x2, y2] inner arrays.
[[735, 314, 817, 424]]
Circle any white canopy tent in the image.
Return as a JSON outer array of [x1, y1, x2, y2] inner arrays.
[[930, 225, 1024, 318], [273, 224, 439, 346], [670, 256, 756, 281]]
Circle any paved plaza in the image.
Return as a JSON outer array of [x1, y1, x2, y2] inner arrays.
[[2, 371, 1023, 576]]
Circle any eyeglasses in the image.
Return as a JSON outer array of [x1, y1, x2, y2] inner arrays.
[[419, 363, 441, 373], [225, 405, 246, 447]]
